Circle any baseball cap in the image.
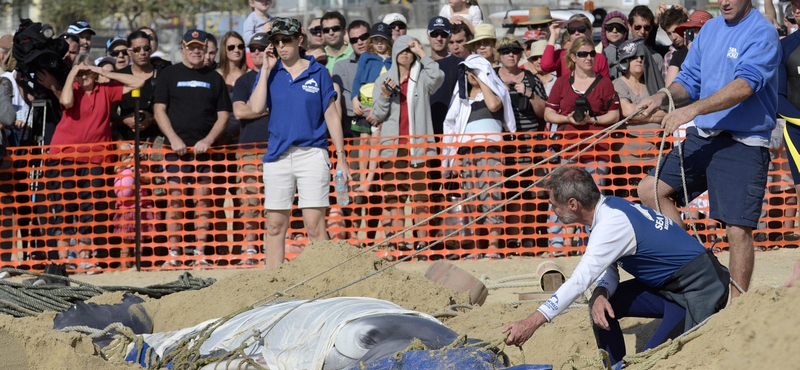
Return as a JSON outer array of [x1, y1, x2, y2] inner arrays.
[[428, 16, 451, 35], [383, 13, 407, 25], [106, 36, 127, 51], [370, 23, 392, 41], [249, 32, 270, 46], [605, 17, 626, 26], [270, 17, 303, 37], [151, 51, 171, 62], [95, 56, 116, 67], [182, 29, 208, 46], [67, 21, 95, 35], [617, 38, 647, 63]]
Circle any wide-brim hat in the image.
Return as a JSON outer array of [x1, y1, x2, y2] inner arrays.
[[465, 24, 497, 45], [675, 10, 713, 37], [528, 40, 547, 58], [519, 7, 554, 25]]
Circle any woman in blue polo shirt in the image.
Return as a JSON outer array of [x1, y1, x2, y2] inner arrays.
[[248, 17, 351, 269]]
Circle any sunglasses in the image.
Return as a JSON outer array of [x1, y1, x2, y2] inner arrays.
[[390, 22, 407, 30], [77, 70, 94, 77], [575, 50, 597, 58], [499, 48, 523, 55], [633, 24, 652, 32], [249, 45, 267, 52], [309, 27, 322, 36], [527, 56, 541, 62], [322, 25, 343, 34], [527, 23, 549, 30], [567, 25, 587, 35], [429, 31, 449, 39], [604, 24, 626, 33], [130, 45, 152, 53], [109, 49, 128, 57], [227, 44, 245, 51], [349, 33, 369, 44], [271, 35, 295, 45]]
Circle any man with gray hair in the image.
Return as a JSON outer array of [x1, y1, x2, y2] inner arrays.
[[503, 166, 730, 369]]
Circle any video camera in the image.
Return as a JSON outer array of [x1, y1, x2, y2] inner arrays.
[[12, 19, 69, 85]]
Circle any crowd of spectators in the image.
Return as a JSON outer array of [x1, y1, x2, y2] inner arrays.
[[0, 1, 798, 271]]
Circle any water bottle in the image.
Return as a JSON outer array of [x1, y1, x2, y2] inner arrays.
[[334, 170, 349, 206]]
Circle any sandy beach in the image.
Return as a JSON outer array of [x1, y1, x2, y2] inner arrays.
[[2, 242, 800, 370]]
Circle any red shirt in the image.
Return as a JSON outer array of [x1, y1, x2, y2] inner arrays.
[[50, 82, 123, 163], [398, 74, 410, 145], [541, 46, 610, 79], [546, 74, 620, 163]]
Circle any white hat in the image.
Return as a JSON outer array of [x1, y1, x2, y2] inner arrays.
[[151, 51, 171, 61], [382, 13, 407, 25], [94, 56, 116, 66]]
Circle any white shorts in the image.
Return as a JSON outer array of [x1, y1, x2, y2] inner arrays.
[[263, 146, 332, 210]]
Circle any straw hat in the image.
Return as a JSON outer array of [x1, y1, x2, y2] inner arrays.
[[519, 7, 554, 25], [465, 24, 497, 44]]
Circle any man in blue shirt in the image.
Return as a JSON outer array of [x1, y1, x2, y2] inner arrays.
[[503, 167, 729, 368], [636, 0, 779, 299]]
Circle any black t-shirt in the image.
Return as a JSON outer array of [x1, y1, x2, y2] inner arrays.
[[115, 65, 163, 141], [231, 70, 270, 144], [153, 63, 232, 146], [670, 48, 689, 70], [431, 55, 462, 135]]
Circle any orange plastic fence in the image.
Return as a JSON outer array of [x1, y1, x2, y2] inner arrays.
[[0, 129, 796, 273]]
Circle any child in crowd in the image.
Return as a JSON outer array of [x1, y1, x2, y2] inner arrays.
[[351, 22, 392, 192], [439, 0, 484, 26], [243, 0, 272, 44], [112, 143, 160, 268]]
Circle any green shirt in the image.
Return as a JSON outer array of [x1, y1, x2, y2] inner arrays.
[[325, 44, 353, 72]]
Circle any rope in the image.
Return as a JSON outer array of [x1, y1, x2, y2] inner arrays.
[[112, 109, 648, 369], [651, 89, 746, 295], [0, 268, 215, 317], [559, 349, 611, 370], [480, 274, 540, 290]]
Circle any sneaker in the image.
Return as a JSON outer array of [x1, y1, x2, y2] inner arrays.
[[192, 250, 213, 266], [245, 249, 259, 266], [168, 249, 183, 267]]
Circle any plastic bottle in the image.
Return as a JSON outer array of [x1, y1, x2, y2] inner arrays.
[[334, 170, 349, 206]]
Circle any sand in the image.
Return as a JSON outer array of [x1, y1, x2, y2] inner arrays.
[[2, 243, 800, 370]]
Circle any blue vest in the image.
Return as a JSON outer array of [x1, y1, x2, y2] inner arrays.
[[602, 197, 707, 288]]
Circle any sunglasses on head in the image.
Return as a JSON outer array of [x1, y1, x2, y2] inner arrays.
[[604, 24, 626, 33], [109, 49, 127, 57], [130, 45, 152, 53], [499, 47, 523, 55], [227, 43, 245, 51], [575, 50, 597, 58], [633, 24, 652, 32], [567, 25, 587, 35], [249, 45, 267, 53], [429, 31, 448, 39], [271, 35, 295, 45], [309, 27, 322, 36], [390, 22, 407, 30], [349, 33, 369, 44], [322, 25, 342, 34]]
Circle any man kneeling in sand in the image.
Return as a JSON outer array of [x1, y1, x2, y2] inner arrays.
[[502, 166, 730, 368]]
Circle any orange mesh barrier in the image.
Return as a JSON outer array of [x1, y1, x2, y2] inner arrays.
[[0, 129, 796, 272]]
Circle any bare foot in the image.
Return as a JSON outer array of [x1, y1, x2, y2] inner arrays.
[[783, 259, 800, 288]]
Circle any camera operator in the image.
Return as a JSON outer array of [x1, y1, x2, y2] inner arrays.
[[12, 20, 72, 144], [543, 36, 619, 252]]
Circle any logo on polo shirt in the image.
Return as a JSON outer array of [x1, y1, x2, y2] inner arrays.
[[177, 80, 212, 89], [302, 79, 320, 93], [727, 47, 738, 59], [543, 294, 559, 311]]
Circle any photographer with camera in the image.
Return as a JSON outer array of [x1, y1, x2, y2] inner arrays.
[[544, 36, 619, 253], [370, 36, 443, 255]]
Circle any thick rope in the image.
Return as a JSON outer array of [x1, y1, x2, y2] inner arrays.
[[0, 268, 215, 317]]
